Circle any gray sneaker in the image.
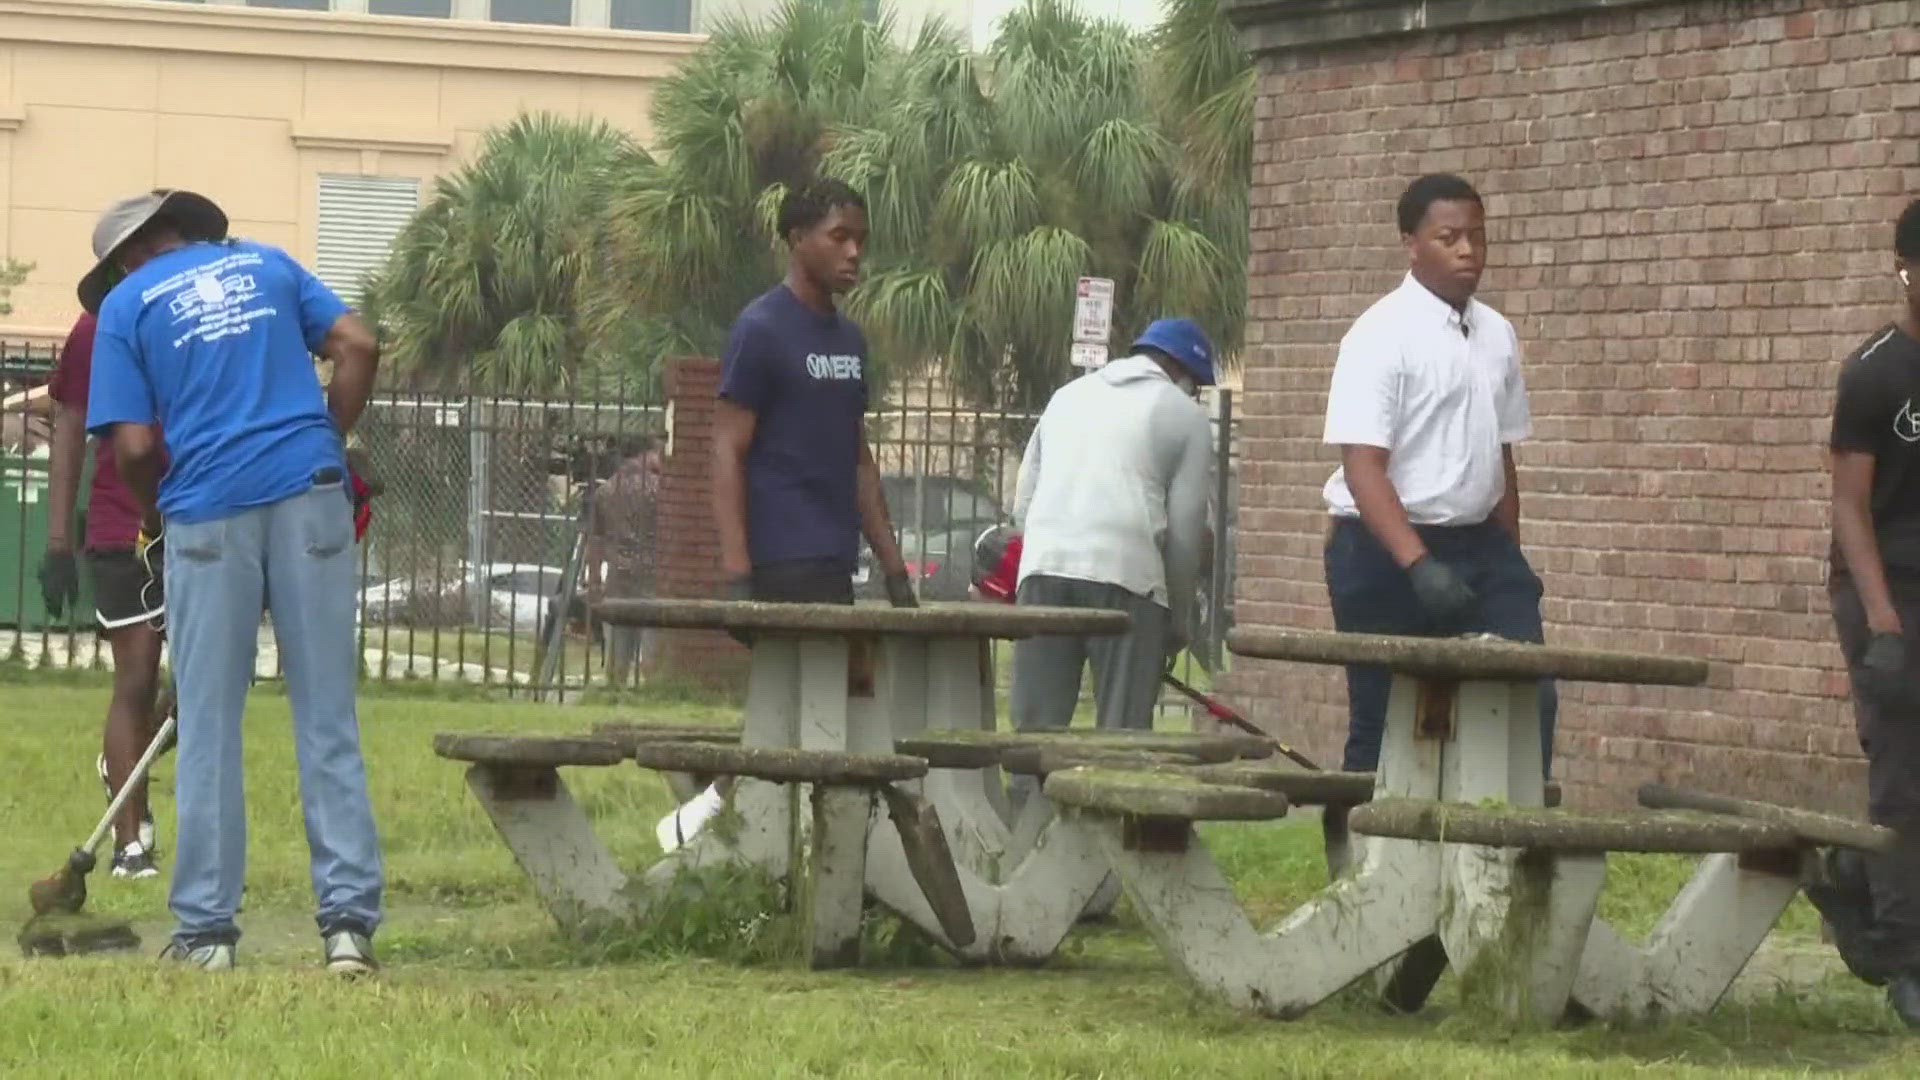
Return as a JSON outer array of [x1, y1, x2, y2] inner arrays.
[[159, 940, 235, 971], [323, 929, 377, 976]]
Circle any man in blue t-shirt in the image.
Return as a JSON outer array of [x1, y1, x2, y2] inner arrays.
[[81, 189, 383, 976], [712, 177, 914, 608]]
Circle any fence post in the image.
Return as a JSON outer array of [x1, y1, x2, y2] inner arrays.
[[1210, 389, 1233, 660], [466, 394, 490, 626]]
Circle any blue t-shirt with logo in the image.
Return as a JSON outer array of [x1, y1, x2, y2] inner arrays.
[[719, 285, 870, 570], [86, 240, 350, 525]]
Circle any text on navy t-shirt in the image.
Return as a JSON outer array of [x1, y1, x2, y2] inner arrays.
[[86, 240, 350, 525], [718, 285, 870, 570]]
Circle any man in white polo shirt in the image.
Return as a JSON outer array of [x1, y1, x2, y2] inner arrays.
[[1321, 173, 1556, 776]]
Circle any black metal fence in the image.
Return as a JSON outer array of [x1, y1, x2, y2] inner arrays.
[[1, 354, 1238, 705]]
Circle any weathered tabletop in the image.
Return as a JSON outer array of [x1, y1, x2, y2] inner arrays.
[[1227, 628, 1708, 686], [594, 598, 1131, 639]]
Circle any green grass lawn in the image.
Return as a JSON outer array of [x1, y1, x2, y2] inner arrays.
[[0, 681, 1910, 1077]]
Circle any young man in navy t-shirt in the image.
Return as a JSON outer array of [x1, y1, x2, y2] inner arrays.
[[81, 189, 384, 975], [712, 177, 914, 608], [664, 180, 915, 851]]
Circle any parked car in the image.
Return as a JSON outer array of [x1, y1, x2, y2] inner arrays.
[[856, 474, 1004, 603], [356, 562, 574, 633]]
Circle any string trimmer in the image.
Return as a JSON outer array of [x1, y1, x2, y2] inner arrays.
[[21, 710, 177, 955]]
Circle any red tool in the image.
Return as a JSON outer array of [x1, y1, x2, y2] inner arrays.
[[1160, 670, 1320, 771], [345, 448, 381, 542]]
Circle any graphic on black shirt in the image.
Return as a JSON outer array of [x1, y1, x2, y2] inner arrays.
[[1831, 324, 1920, 577]]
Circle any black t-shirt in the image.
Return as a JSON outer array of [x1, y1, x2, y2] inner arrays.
[[1830, 323, 1920, 578]]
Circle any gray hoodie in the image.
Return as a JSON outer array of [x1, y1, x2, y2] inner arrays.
[[1011, 354, 1213, 626]]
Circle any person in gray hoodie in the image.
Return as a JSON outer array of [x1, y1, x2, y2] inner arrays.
[[1008, 318, 1215, 733]]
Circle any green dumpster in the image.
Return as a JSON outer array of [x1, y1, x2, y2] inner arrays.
[[0, 448, 97, 632]]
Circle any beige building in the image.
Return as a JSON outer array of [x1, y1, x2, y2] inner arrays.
[[0, 0, 702, 343]]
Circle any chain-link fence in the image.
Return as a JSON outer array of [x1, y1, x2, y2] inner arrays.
[[1, 346, 1238, 705], [350, 385, 664, 696]]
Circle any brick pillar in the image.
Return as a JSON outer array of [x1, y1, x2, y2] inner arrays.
[[646, 358, 749, 689]]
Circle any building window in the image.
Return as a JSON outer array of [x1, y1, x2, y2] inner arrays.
[[490, 0, 571, 24], [250, 0, 331, 9], [610, 0, 691, 32], [316, 175, 420, 306], [369, 0, 452, 15]]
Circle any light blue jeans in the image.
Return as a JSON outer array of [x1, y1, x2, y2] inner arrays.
[[164, 476, 383, 947]]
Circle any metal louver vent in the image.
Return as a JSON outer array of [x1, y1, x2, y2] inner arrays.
[[316, 174, 420, 305]]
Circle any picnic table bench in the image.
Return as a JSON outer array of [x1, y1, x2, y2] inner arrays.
[[581, 598, 1137, 965], [1052, 629, 1714, 1022], [435, 728, 979, 965]]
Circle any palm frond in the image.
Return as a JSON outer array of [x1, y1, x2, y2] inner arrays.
[[844, 267, 954, 380]]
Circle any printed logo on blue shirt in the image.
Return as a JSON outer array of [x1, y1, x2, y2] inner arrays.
[[144, 250, 279, 350], [806, 353, 863, 380]]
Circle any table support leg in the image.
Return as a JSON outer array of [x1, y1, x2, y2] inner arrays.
[[807, 785, 875, 968], [464, 764, 636, 932], [864, 807, 1110, 964], [1079, 811, 1444, 1017], [1440, 847, 1607, 1024], [1569, 851, 1805, 1020]]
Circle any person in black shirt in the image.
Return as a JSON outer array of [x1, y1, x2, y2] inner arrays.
[[1826, 196, 1920, 1028]]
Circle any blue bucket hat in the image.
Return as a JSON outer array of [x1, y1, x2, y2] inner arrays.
[[1132, 318, 1215, 387]]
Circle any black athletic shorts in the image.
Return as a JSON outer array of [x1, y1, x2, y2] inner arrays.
[[88, 547, 164, 632]]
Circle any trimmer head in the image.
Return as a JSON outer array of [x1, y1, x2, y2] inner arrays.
[[18, 912, 141, 958], [26, 848, 96, 917]]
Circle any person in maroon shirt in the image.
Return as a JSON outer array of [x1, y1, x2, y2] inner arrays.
[[39, 311, 169, 880]]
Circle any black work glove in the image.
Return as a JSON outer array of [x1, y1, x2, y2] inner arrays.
[[1861, 631, 1909, 708], [884, 571, 919, 609], [38, 549, 78, 619], [1406, 555, 1477, 630]]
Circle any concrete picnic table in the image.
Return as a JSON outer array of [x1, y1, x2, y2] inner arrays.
[[1059, 628, 1715, 1022], [593, 598, 1134, 962]]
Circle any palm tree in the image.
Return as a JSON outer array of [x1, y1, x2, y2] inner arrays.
[[1148, 0, 1252, 358], [597, 0, 1249, 410], [829, 0, 1241, 408], [365, 112, 638, 395], [364, 113, 640, 577], [588, 0, 906, 379]]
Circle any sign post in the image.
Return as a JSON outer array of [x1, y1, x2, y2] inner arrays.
[[1070, 276, 1114, 369]]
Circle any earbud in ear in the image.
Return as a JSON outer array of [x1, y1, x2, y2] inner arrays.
[[1904, 268, 1912, 287]]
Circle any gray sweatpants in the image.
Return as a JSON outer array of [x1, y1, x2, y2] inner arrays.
[[1009, 574, 1171, 732]]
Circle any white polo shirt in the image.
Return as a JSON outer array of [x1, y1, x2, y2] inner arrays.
[[1322, 273, 1532, 526]]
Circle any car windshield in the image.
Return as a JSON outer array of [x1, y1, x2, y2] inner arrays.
[[882, 476, 1001, 534]]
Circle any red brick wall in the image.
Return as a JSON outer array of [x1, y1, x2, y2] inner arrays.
[[1229, 0, 1920, 811], [647, 358, 748, 689]]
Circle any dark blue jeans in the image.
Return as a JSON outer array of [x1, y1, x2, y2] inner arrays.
[[1324, 517, 1557, 774]]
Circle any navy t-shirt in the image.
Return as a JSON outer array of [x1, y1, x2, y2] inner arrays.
[[719, 285, 869, 571]]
